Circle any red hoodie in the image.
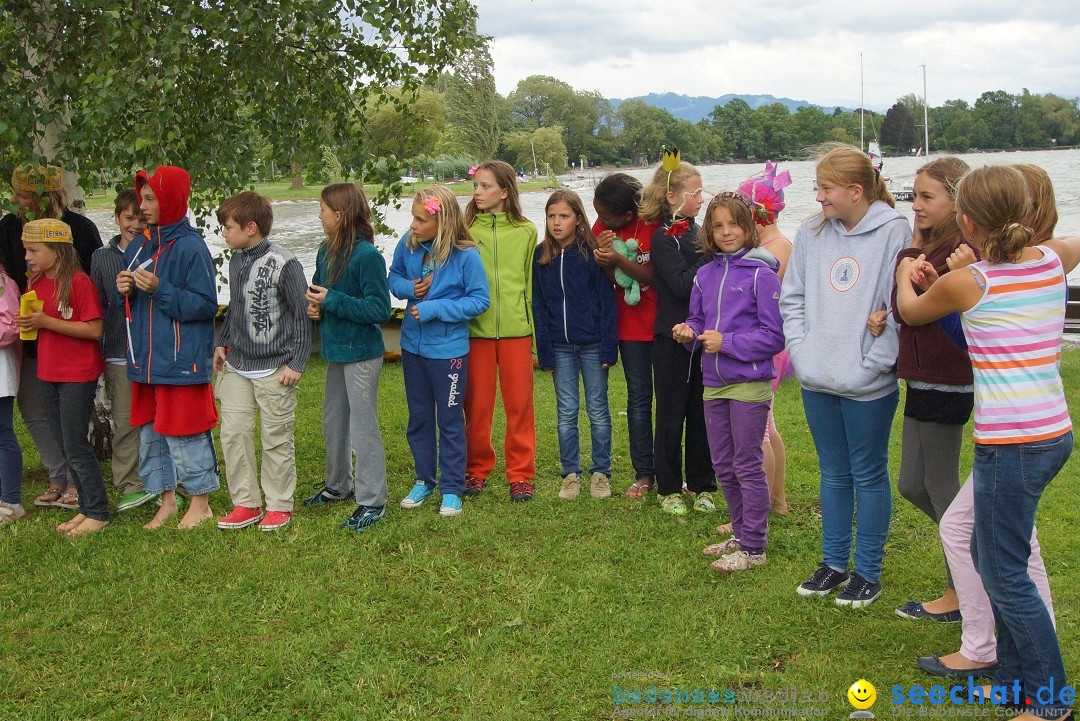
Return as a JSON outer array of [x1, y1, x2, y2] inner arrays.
[[135, 166, 190, 226]]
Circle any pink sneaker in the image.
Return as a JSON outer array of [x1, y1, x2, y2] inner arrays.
[[259, 511, 292, 531], [217, 506, 264, 530]]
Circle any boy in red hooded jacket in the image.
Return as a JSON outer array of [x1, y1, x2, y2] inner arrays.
[[116, 166, 220, 529]]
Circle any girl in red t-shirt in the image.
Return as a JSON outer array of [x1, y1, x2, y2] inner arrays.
[[16, 219, 107, 537]]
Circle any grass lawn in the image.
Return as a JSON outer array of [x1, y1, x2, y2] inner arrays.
[[2, 352, 1078, 719], [80, 179, 559, 211]]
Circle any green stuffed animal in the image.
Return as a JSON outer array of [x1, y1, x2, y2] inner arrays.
[[611, 237, 641, 306]]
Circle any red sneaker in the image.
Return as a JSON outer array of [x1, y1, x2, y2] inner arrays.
[[259, 511, 292, 532], [463, 476, 487, 497], [217, 506, 264, 530]]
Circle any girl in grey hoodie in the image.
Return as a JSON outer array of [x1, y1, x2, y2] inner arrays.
[[780, 145, 911, 609]]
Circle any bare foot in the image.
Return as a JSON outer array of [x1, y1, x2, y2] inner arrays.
[[144, 498, 178, 530], [715, 522, 733, 534], [938, 651, 997, 670], [922, 589, 960, 615], [177, 505, 213, 529], [57, 514, 86, 533], [771, 503, 790, 516], [66, 518, 109, 538]]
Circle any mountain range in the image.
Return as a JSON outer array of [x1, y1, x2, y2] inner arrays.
[[609, 92, 856, 122]]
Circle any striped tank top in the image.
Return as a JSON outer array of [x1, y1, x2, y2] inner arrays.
[[961, 246, 1071, 444]]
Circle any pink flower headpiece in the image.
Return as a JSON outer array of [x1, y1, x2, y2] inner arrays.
[[737, 161, 792, 227], [424, 196, 442, 215], [468, 165, 478, 177]]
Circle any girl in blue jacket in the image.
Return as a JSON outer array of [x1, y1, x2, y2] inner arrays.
[[533, 190, 617, 501], [389, 185, 490, 517]]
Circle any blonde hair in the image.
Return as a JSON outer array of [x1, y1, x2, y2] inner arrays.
[[1012, 164, 1057, 243], [914, 156, 970, 259], [954, 165, 1033, 264], [698, 194, 761, 254], [410, 185, 475, 267], [813, 144, 894, 234], [320, 183, 375, 285], [639, 161, 700, 224], [464, 160, 527, 226], [27, 243, 82, 312], [537, 189, 596, 266]]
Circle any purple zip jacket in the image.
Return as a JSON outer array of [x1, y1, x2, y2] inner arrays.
[[684, 246, 785, 388]]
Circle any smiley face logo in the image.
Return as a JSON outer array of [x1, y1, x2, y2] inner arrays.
[[847, 679, 876, 710]]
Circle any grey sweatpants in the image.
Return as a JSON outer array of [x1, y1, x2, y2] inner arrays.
[[322, 358, 387, 508]]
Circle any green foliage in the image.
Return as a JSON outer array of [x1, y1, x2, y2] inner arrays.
[[442, 37, 500, 159], [504, 127, 567, 173]]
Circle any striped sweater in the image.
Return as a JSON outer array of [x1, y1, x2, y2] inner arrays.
[[961, 246, 1071, 444], [217, 238, 313, 373]]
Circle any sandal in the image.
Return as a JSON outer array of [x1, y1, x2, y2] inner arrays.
[[34, 487, 64, 507], [625, 479, 653, 500], [53, 491, 80, 510]]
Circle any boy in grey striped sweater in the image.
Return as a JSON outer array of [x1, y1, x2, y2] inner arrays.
[[213, 192, 312, 531]]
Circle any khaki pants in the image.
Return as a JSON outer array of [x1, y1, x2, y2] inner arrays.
[[103, 363, 143, 494], [215, 366, 298, 512]]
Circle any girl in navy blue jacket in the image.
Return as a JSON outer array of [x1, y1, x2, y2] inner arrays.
[[533, 190, 617, 501], [389, 185, 490, 517]]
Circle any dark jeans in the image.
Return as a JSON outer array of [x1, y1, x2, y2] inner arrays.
[[972, 432, 1073, 717], [619, 340, 654, 482], [42, 380, 108, 521], [652, 334, 713, 496], [402, 350, 468, 496], [0, 396, 22, 505]]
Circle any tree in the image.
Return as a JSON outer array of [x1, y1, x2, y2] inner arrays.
[[442, 38, 499, 159], [1, 0, 478, 209], [503, 126, 567, 174], [710, 99, 763, 159], [615, 100, 673, 163], [973, 90, 1017, 149], [880, 102, 915, 151], [756, 103, 795, 158], [506, 75, 608, 163], [361, 87, 446, 161]]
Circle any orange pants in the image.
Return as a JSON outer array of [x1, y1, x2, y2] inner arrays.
[[465, 337, 536, 483]]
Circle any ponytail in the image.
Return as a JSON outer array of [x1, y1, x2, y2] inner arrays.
[[985, 223, 1035, 264]]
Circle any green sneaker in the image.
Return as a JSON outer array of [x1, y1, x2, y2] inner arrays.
[[693, 491, 716, 513], [117, 490, 159, 512], [659, 493, 688, 516]]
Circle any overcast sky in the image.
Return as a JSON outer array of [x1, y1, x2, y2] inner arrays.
[[473, 0, 1080, 110]]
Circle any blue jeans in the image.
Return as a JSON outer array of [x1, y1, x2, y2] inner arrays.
[[801, 388, 899, 582], [0, 396, 22, 505], [619, 340, 654, 482], [552, 342, 611, 476], [139, 425, 220, 496], [972, 433, 1072, 717]]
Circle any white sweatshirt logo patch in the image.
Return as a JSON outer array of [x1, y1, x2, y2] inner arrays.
[[830, 256, 861, 293]]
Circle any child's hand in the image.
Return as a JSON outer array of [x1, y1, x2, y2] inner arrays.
[[671, 323, 695, 343], [946, 244, 977, 271], [914, 260, 939, 291], [867, 310, 887, 337], [15, 307, 49, 330], [896, 256, 921, 287], [213, 346, 227, 372], [698, 330, 723, 354], [306, 302, 321, 320], [412, 275, 431, 300], [305, 284, 327, 306], [593, 245, 617, 268], [280, 367, 302, 386], [595, 229, 616, 248], [116, 270, 135, 295], [410, 304, 421, 320], [133, 267, 159, 294]]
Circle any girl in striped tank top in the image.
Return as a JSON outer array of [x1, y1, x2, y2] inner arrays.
[[896, 164, 1079, 720]]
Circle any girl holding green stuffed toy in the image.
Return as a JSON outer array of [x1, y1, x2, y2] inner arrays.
[[593, 173, 660, 499]]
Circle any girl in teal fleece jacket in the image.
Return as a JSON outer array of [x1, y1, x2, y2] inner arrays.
[[305, 183, 392, 531]]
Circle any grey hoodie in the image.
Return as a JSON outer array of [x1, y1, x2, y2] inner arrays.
[[780, 200, 911, 400]]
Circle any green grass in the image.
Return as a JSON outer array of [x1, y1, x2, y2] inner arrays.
[[2, 353, 1078, 719], [80, 180, 558, 210]]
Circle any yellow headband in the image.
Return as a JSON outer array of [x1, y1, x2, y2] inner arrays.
[[22, 219, 73, 244]]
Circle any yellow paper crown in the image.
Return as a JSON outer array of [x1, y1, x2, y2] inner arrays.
[[22, 218, 73, 244], [661, 146, 681, 190], [12, 163, 63, 193]]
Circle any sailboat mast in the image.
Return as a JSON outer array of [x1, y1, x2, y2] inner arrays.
[[921, 64, 930, 156], [860, 52, 865, 153]]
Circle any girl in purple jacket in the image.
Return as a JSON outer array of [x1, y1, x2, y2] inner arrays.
[[673, 193, 784, 573]]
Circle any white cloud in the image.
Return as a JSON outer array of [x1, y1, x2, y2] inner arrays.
[[475, 0, 1080, 109]]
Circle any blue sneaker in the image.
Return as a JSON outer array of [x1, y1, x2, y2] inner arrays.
[[399, 482, 434, 509], [340, 505, 385, 532], [439, 493, 463, 517]]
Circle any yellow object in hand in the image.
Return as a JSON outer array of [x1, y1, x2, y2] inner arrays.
[[19, 290, 43, 340]]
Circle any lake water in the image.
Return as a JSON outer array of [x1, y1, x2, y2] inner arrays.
[[86, 148, 1080, 304]]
